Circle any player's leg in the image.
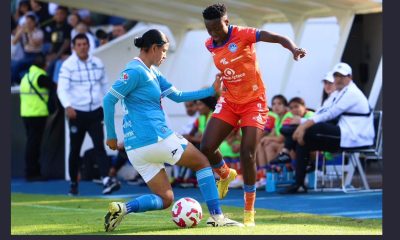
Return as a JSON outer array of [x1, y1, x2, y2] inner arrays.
[[200, 117, 236, 199], [177, 142, 244, 227], [240, 126, 264, 227], [104, 168, 172, 232]]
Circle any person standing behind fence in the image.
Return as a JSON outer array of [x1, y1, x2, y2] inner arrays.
[[57, 33, 112, 196], [20, 54, 55, 181]]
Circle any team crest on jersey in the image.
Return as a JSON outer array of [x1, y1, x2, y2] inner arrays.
[[121, 72, 129, 81], [228, 43, 238, 53]]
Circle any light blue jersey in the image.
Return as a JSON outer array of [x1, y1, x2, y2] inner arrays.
[[103, 57, 216, 150]]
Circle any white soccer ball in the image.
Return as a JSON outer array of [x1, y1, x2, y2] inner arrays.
[[171, 197, 203, 228]]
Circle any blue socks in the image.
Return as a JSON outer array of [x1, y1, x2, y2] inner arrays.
[[196, 167, 222, 216], [126, 194, 164, 213]]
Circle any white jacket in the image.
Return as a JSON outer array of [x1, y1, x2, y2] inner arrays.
[[57, 53, 108, 112], [312, 81, 375, 148]]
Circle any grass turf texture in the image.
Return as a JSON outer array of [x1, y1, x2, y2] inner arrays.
[[11, 193, 382, 235]]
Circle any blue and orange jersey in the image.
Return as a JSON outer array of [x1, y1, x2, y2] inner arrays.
[[205, 25, 266, 104]]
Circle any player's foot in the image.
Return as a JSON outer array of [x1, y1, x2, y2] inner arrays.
[[243, 210, 256, 227], [206, 214, 244, 227], [102, 177, 121, 195], [216, 168, 237, 199], [104, 202, 127, 232]]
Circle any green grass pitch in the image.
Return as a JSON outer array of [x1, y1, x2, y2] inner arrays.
[[11, 193, 382, 235]]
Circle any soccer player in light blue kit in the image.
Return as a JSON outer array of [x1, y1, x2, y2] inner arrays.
[[103, 29, 243, 231]]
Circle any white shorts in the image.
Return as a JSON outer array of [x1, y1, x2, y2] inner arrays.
[[126, 132, 188, 183]]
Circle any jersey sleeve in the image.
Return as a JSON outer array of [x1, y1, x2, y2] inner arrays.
[[237, 26, 260, 44], [108, 68, 141, 100], [155, 68, 216, 103]]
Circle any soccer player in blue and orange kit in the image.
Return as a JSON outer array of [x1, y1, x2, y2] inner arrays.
[[102, 29, 244, 231], [200, 3, 307, 226]]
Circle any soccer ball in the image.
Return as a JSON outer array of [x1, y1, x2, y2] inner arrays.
[[171, 197, 203, 228]]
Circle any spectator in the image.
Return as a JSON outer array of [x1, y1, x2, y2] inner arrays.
[[30, 0, 51, 26], [14, 0, 32, 26], [95, 29, 109, 46], [71, 8, 91, 26], [11, 14, 24, 62], [254, 95, 290, 188], [72, 22, 96, 54], [11, 14, 44, 85], [57, 33, 111, 196], [42, 6, 72, 79], [270, 97, 315, 164], [285, 63, 375, 193], [255, 95, 289, 167], [68, 12, 81, 35], [321, 71, 336, 106], [19, 54, 55, 181], [108, 23, 126, 41]]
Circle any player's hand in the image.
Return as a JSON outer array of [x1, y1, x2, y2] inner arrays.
[[66, 107, 77, 120], [293, 47, 306, 61], [212, 73, 223, 93], [106, 139, 118, 150]]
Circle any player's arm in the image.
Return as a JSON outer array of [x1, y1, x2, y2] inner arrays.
[[103, 69, 139, 150], [159, 72, 221, 102], [258, 30, 306, 61]]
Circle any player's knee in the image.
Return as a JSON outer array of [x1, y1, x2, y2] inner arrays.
[[241, 147, 256, 162]]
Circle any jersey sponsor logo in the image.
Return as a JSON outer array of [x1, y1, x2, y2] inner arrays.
[[223, 68, 245, 82], [224, 68, 235, 76], [124, 131, 135, 138], [228, 42, 238, 53], [122, 120, 132, 129], [220, 58, 229, 65]]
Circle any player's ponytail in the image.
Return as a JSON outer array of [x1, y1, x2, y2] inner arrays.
[[134, 37, 144, 48], [133, 29, 169, 52]]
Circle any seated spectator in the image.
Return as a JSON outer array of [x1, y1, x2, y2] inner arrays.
[[270, 97, 314, 164], [255, 94, 289, 187], [284, 63, 375, 194], [256, 95, 289, 167], [11, 13, 44, 85]]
